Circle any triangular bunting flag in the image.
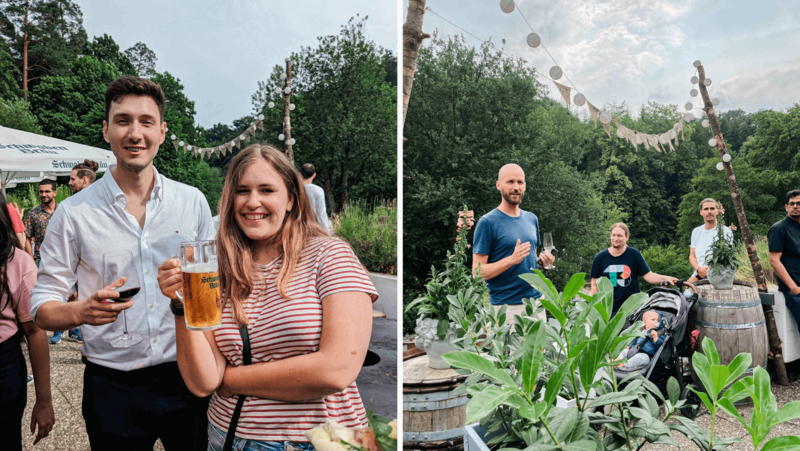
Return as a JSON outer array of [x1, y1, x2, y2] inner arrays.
[[233, 137, 241, 148], [587, 101, 600, 128], [553, 81, 572, 107], [665, 134, 675, 152], [256, 120, 264, 131], [627, 129, 638, 150], [602, 121, 611, 138], [642, 134, 650, 150]]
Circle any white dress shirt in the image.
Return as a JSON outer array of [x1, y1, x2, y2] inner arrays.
[[30, 165, 215, 371], [305, 183, 330, 233]]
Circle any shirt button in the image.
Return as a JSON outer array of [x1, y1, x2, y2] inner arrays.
[[145, 269, 151, 275], [152, 338, 157, 344], [149, 304, 154, 309]]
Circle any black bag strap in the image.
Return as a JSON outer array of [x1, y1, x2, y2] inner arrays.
[[223, 324, 251, 451]]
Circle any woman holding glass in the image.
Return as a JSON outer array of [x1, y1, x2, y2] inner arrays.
[[157, 144, 377, 450], [0, 193, 54, 450]]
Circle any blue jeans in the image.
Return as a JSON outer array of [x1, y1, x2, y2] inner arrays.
[[782, 291, 800, 330], [208, 424, 315, 451]]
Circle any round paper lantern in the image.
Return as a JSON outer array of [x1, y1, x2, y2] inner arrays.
[[685, 102, 693, 111], [549, 66, 563, 80], [179, 141, 184, 146], [691, 75, 699, 84], [258, 114, 264, 120], [573, 93, 586, 106], [709, 138, 717, 147], [684, 112, 694, 121], [187, 145, 193, 151], [722, 153, 732, 163], [289, 103, 296, 111], [716, 162, 724, 171], [616, 127, 625, 138], [500, 0, 515, 13], [693, 60, 702, 68], [702, 119, 709, 127], [280, 73, 287, 80], [526, 33, 541, 48], [704, 78, 712, 86], [268, 101, 275, 108], [600, 110, 612, 124], [278, 134, 285, 141], [690, 89, 698, 97], [284, 87, 291, 94], [712, 98, 720, 106], [170, 134, 176, 140], [275, 87, 282, 94], [289, 138, 296, 145]]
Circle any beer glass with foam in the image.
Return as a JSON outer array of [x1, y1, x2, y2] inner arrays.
[[176, 240, 222, 330]]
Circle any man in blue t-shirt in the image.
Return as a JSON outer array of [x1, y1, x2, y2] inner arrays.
[[590, 223, 677, 317], [472, 164, 555, 316]]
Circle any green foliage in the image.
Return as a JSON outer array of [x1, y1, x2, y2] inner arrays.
[[735, 236, 775, 285], [705, 213, 742, 270], [0, 39, 21, 100], [0, 97, 42, 133], [332, 199, 397, 275], [83, 34, 138, 76], [404, 206, 490, 340], [123, 42, 157, 78], [639, 245, 693, 290]]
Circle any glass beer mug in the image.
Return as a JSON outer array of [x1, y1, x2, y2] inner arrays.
[[176, 240, 222, 330]]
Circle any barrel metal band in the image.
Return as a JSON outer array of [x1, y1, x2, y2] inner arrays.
[[403, 395, 469, 411], [698, 299, 762, 309], [403, 426, 465, 442], [695, 319, 766, 329]]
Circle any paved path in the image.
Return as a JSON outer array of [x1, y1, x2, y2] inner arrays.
[[20, 318, 397, 450]]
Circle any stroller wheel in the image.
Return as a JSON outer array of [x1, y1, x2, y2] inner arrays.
[[680, 385, 701, 419]]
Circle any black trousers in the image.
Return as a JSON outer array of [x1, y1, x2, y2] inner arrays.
[[82, 359, 210, 451], [0, 334, 27, 451]]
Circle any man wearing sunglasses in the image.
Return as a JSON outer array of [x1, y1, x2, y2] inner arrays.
[[769, 189, 800, 328]]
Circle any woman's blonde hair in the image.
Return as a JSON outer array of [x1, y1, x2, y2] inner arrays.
[[217, 144, 328, 325]]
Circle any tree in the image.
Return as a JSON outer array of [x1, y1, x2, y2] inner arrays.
[[83, 34, 137, 76], [0, 38, 21, 99], [0, 97, 42, 132], [124, 42, 156, 79]]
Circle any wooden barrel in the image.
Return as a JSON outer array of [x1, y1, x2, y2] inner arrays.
[[403, 354, 469, 450], [693, 280, 769, 397]]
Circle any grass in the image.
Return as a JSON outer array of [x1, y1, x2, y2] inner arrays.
[[734, 235, 776, 286], [332, 199, 397, 275]]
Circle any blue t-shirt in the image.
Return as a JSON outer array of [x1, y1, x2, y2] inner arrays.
[[472, 208, 541, 305], [590, 247, 650, 315]]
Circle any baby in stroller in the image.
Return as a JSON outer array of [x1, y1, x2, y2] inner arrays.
[[616, 310, 665, 370]]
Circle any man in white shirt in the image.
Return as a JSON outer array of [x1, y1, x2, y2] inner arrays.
[[689, 198, 733, 283], [300, 163, 331, 233], [30, 76, 214, 450]]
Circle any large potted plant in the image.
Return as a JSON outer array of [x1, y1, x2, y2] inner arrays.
[[443, 270, 800, 451], [404, 206, 489, 368], [705, 209, 741, 290]]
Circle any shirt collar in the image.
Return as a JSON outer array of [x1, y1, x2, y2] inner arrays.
[[104, 164, 164, 206]]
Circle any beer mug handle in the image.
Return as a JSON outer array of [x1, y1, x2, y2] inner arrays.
[[173, 255, 185, 304]]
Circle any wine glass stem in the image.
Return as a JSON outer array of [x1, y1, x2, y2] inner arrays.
[[122, 310, 129, 336]]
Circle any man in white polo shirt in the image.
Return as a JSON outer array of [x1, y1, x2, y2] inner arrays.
[[30, 76, 214, 450], [689, 198, 733, 283]]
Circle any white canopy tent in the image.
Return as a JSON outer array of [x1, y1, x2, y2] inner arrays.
[[0, 125, 114, 193]]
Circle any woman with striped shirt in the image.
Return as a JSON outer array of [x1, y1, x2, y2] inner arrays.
[[157, 145, 377, 450]]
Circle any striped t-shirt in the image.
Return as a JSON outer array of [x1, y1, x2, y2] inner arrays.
[[208, 238, 379, 442]]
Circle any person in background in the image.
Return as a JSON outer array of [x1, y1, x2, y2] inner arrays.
[[688, 198, 733, 283], [0, 191, 54, 450], [590, 223, 678, 317], [769, 189, 800, 330], [24, 179, 58, 267], [300, 163, 331, 234]]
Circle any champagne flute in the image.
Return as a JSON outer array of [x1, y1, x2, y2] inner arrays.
[[543, 232, 556, 270], [103, 250, 143, 348]]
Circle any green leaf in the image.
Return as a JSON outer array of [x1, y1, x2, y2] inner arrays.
[[761, 436, 800, 451], [767, 400, 800, 429], [521, 320, 546, 394], [561, 440, 596, 451], [465, 386, 518, 424], [441, 351, 517, 387], [692, 351, 716, 400], [592, 292, 611, 323], [519, 402, 548, 423], [544, 359, 574, 412], [641, 392, 660, 418], [597, 277, 613, 294], [436, 318, 449, 340], [586, 391, 638, 408], [717, 398, 748, 430], [724, 353, 752, 387], [691, 388, 716, 413], [550, 407, 579, 442], [569, 411, 590, 442], [721, 378, 753, 405], [755, 366, 771, 405], [702, 337, 721, 366], [710, 365, 731, 398], [562, 273, 586, 305]]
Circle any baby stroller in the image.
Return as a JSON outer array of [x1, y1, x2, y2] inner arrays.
[[613, 280, 700, 417]]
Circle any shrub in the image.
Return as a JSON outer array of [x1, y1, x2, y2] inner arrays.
[[332, 199, 397, 275], [735, 235, 775, 285], [640, 244, 694, 289]]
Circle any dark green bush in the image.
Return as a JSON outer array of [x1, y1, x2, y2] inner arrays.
[[640, 244, 694, 290], [333, 200, 397, 275]]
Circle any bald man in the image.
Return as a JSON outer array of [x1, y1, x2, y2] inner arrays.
[[472, 164, 555, 321]]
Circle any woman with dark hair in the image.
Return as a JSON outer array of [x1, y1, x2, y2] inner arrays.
[[158, 144, 377, 450], [0, 192, 54, 450]]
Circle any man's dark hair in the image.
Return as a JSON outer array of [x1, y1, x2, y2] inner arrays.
[[73, 159, 99, 182], [39, 179, 57, 191], [105, 76, 165, 122], [300, 163, 316, 179], [786, 190, 800, 204]]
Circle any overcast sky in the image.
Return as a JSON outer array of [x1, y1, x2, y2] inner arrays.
[[80, 0, 397, 128], [404, 0, 800, 117]]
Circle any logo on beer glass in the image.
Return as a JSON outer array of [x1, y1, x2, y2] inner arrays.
[[176, 240, 222, 331]]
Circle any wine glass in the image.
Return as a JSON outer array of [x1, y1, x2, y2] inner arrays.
[[103, 250, 143, 348], [542, 232, 556, 270]]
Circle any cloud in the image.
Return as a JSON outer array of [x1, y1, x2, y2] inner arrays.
[[716, 60, 800, 111]]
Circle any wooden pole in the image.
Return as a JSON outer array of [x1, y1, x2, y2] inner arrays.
[[697, 63, 789, 385], [283, 58, 293, 162], [402, 0, 431, 133]]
